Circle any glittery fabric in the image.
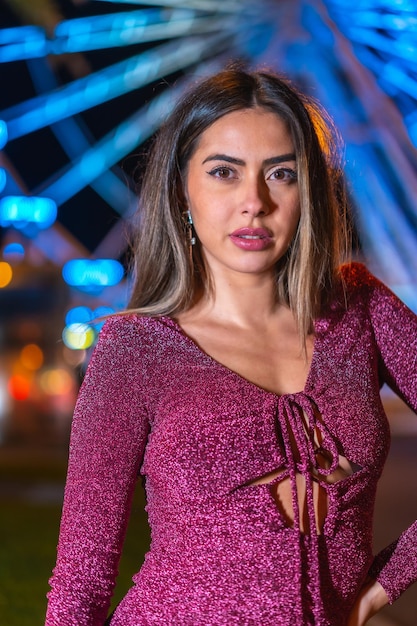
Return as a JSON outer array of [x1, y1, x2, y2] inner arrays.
[[46, 263, 417, 625]]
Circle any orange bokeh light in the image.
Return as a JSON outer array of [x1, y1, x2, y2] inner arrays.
[[20, 343, 44, 370], [0, 261, 12, 288], [39, 368, 73, 396], [8, 374, 31, 401]]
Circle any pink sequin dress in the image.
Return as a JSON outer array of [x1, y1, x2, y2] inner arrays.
[[46, 263, 417, 625]]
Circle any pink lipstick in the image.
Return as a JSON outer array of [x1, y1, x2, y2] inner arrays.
[[229, 228, 273, 251]]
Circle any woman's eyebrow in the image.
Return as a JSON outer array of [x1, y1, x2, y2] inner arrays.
[[263, 154, 296, 166], [202, 153, 296, 166], [202, 154, 245, 165]]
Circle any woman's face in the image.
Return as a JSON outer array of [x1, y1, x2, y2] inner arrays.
[[185, 107, 300, 283]]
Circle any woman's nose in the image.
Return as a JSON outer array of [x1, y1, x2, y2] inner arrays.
[[240, 176, 270, 216]]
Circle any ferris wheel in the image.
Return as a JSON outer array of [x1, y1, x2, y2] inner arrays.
[[1, 0, 417, 345]]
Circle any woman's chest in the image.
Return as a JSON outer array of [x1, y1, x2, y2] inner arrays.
[[141, 329, 390, 497]]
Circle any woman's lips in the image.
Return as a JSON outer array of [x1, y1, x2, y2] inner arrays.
[[229, 228, 273, 251]]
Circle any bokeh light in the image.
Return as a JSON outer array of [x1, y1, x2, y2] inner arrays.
[[8, 374, 31, 401], [62, 259, 124, 289], [92, 305, 115, 329], [0, 167, 6, 192], [62, 323, 96, 350], [0, 195, 57, 229], [0, 373, 11, 425], [0, 120, 7, 148], [39, 368, 74, 396], [0, 261, 13, 287], [3, 242, 25, 262], [20, 343, 44, 370], [65, 305, 93, 325]]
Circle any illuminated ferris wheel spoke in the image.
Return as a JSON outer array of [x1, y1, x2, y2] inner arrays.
[[95, 0, 247, 12], [1, 30, 239, 141], [0, 0, 259, 64], [55, 12, 236, 53], [34, 56, 223, 207], [320, 0, 417, 301], [26, 57, 138, 217]]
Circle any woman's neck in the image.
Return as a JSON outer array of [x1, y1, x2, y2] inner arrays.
[[187, 271, 284, 329]]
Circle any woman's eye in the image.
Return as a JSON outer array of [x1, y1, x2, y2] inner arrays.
[[269, 167, 297, 182], [207, 166, 235, 179]]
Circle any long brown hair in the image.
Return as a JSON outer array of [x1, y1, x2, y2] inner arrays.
[[127, 66, 351, 341]]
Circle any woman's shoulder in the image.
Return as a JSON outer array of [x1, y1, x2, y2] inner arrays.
[[338, 261, 388, 301], [339, 261, 380, 288], [335, 261, 401, 318], [325, 261, 384, 316], [99, 313, 178, 346], [88, 315, 180, 377]]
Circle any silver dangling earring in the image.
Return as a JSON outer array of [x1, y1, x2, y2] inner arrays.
[[185, 209, 196, 246]]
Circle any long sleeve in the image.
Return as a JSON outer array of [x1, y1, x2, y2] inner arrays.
[[356, 265, 417, 602], [45, 316, 150, 625]]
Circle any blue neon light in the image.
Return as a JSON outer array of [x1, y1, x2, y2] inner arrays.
[[2, 33, 231, 141], [0, 196, 57, 229], [62, 259, 124, 288], [3, 242, 25, 260], [56, 14, 230, 54], [0, 168, 6, 193], [0, 9, 225, 62], [93, 306, 115, 317], [40, 81, 180, 205], [54, 8, 162, 38], [64, 305, 115, 331], [92, 305, 115, 328], [65, 306, 93, 325], [94, 0, 243, 11], [0, 26, 46, 62], [0, 120, 7, 148]]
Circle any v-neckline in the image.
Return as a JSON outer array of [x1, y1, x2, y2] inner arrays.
[[157, 315, 318, 399]]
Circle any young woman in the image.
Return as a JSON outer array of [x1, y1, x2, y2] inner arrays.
[[46, 67, 417, 625]]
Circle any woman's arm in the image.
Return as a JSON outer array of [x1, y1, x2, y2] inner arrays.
[[45, 316, 150, 625], [357, 264, 417, 604]]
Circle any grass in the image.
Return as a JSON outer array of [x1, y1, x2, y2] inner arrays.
[[0, 453, 150, 625]]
